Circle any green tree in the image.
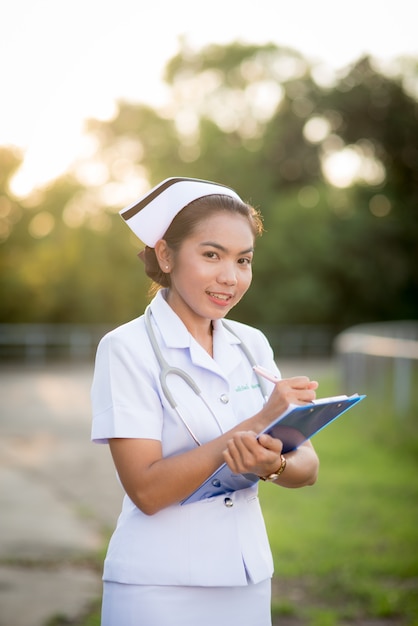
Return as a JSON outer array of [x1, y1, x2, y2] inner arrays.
[[1, 43, 417, 330], [316, 57, 418, 322], [0, 170, 150, 324]]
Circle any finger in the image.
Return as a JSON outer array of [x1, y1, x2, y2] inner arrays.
[[223, 448, 239, 473], [297, 387, 318, 403], [285, 376, 318, 390], [233, 431, 258, 450], [223, 443, 255, 473], [227, 434, 257, 465], [258, 433, 283, 454]]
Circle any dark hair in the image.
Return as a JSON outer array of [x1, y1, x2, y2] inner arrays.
[[142, 193, 263, 289]]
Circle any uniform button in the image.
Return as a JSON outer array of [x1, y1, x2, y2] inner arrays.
[[212, 479, 221, 487], [220, 394, 229, 404], [224, 497, 233, 508]]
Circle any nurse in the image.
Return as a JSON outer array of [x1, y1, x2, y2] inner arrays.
[[91, 177, 320, 626]]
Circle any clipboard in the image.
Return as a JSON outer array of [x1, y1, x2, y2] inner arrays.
[[181, 393, 365, 505]]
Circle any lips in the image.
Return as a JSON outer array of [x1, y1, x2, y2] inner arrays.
[[207, 291, 233, 303]]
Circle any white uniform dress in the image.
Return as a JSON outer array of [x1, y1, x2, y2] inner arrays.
[[91, 289, 281, 626]]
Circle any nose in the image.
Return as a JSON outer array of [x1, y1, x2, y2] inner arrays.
[[217, 261, 238, 286]]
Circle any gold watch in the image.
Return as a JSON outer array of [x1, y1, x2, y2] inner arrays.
[[259, 454, 287, 482]]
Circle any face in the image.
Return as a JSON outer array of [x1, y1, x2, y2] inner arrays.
[[158, 212, 254, 332]]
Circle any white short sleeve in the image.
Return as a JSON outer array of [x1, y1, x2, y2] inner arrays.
[[91, 325, 163, 443]]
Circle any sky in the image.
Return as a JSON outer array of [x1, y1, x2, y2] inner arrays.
[[1, 0, 417, 195]]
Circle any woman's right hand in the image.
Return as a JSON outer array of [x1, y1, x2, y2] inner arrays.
[[221, 376, 320, 484], [258, 376, 319, 428]]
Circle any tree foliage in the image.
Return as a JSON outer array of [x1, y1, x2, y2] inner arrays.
[[1, 42, 417, 330]]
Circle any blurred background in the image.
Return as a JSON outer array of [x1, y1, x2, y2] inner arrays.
[[1, 0, 417, 344], [0, 1, 417, 625]]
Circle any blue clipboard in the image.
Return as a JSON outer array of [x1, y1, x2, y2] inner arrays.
[[181, 394, 365, 505]]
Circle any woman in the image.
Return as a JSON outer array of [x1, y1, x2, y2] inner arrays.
[[91, 177, 319, 626]]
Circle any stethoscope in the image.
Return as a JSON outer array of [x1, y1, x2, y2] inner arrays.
[[144, 306, 269, 447]]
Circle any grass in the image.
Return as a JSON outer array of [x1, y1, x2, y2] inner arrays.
[[262, 374, 418, 625], [57, 370, 418, 626]]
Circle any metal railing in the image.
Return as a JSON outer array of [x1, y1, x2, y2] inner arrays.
[[335, 321, 418, 414], [0, 322, 336, 363], [0, 324, 112, 362]]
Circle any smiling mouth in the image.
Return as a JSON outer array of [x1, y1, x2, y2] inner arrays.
[[207, 292, 232, 302]]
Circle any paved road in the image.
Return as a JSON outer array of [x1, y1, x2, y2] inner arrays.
[[0, 358, 335, 626], [0, 362, 123, 626]]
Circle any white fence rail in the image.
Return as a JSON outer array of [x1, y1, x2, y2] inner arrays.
[[0, 324, 112, 362], [3, 321, 417, 415], [0, 323, 336, 363], [335, 321, 418, 414]]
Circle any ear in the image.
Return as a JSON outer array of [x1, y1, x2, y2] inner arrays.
[[154, 239, 172, 273]]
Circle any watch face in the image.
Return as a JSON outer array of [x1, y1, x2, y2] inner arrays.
[[266, 473, 279, 482]]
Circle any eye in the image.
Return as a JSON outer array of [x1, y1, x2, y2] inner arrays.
[[238, 256, 252, 265], [203, 250, 219, 259]]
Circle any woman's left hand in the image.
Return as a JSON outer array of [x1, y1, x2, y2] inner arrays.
[[223, 431, 283, 477], [223, 432, 319, 487]]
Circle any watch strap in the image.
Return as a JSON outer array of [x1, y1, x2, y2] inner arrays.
[[259, 454, 287, 482]]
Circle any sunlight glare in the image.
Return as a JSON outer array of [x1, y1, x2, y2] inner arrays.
[[2, 0, 417, 197], [303, 116, 332, 143], [272, 54, 307, 81], [97, 177, 149, 209], [311, 63, 338, 88], [322, 147, 362, 188], [74, 161, 109, 188], [174, 109, 200, 138], [28, 211, 55, 238], [9, 115, 90, 198], [245, 81, 284, 121], [322, 144, 386, 188], [8, 87, 118, 198]]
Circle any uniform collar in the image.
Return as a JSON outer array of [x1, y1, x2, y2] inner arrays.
[[148, 289, 243, 376], [149, 289, 190, 349]]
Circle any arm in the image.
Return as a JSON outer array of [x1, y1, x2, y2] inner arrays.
[[109, 375, 318, 515], [223, 376, 320, 488]]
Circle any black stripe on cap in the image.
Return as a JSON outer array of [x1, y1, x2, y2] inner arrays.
[[121, 177, 234, 221]]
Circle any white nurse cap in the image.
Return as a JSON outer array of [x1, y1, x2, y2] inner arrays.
[[119, 177, 242, 247]]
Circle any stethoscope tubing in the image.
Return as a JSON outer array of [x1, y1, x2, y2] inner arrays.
[[144, 306, 268, 447]]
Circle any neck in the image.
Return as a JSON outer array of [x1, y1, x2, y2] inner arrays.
[[189, 322, 213, 356], [194, 321, 213, 357], [164, 292, 214, 355]]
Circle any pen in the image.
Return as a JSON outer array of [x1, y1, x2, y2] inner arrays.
[[253, 365, 280, 384]]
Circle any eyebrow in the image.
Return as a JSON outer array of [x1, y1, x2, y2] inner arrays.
[[199, 241, 254, 254]]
